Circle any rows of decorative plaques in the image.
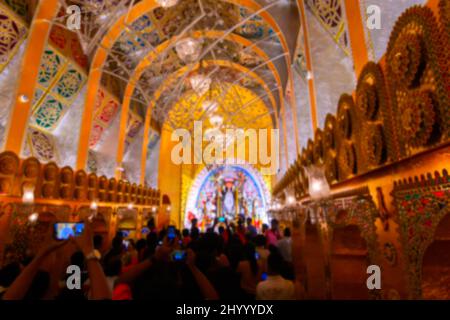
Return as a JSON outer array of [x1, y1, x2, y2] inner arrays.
[[0, 151, 161, 206], [274, 3, 450, 198]]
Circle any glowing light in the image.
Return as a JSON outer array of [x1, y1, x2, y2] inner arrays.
[[127, 203, 134, 210], [152, 206, 157, 213], [156, 0, 179, 8], [190, 74, 211, 96], [305, 165, 331, 201], [19, 94, 29, 103], [176, 37, 202, 63], [22, 188, 34, 204], [287, 196, 295, 204], [90, 201, 98, 210], [28, 213, 39, 223]]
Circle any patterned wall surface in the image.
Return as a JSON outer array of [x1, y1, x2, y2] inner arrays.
[[294, 77, 313, 151], [359, 0, 427, 61], [145, 129, 161, 188], [393, 170, 450, 299], [88, 88, 121, 148], [305, 0, 352, 56], [305, 6, 356, 129]]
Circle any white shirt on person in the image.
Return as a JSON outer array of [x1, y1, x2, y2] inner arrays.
[[256, 275, 295, 300], [276, 237, 292, 263]]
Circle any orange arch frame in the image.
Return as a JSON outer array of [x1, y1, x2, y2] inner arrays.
[[76, 0, 298, 173], [115, 30, 286, 182]]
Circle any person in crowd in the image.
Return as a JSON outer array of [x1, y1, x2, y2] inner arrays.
[[266, 219, 281, 247], [182, 228, 191, 247], [3, 221, 111, 300], [256, 249, 295, 300], [190, 218, 200, 236], [236, 244, 261, 299], [0, 215, 302, 301], [246, 217, 258, 238], [0, 262, 21, 299], [277, 228, 292, 263]]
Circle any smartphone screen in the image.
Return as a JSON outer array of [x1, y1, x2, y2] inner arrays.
[[171, 250, 186, 262], [123, 240, 130, 249], [261, 272, 268, 281], [54, 223, 84, 240], [218, 217, 225, 222], [167, 226, 176, 240]]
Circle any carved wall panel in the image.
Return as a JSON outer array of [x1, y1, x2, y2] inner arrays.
[[386, 7, 449, 158]]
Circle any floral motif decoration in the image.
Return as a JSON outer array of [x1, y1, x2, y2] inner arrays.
[[335, 94, 359, 179], [393, 169, 450, 299], [125, 110, 143, 149], [305, 0, 351, 55], [89, 88, 120, 147], [386, 6, 449, 157], [0, 4, 27, 72], [355, 62, 392, 170], [3, 0, 28, 20], [32, 96, 64, 129], [37, 49, 64, 88], [33, 48, 86, 131], [398, 90, 436, 148], [362, 124, 386, 167], [27, 127, 58, 162]]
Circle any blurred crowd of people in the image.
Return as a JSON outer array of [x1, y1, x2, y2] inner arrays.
[[0, 216, 301, 300]]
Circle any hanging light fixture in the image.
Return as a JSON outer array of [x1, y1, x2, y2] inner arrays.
[[305, 165, 331, 201], [156, 0, 179, 8], [190, 74, 211, 96], [176, 37, 202, 63]]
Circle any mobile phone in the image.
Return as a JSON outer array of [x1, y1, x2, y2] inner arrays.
[[171, 250, 186, 262], [123, 240, 130, 249], [167, 226, 176, 240], [261, 272, 268, 281], [218, 217, 225, 222], [54, 223, 84, 240], [255, 252, 260, 260]]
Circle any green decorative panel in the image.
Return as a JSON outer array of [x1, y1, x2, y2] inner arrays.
[[37, 48, 64, 88], [32, 96, 64, 130], [52, 65, 84, 101]]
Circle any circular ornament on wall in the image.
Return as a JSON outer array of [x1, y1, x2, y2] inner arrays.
[[387, 33, 423, 88], [398, 90, 436, 148], [363, 123, 387, 167]]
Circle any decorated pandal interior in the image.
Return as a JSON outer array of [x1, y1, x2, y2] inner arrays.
[[0, 0, 449, 300]]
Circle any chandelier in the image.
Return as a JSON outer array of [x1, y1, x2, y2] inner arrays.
[[156, 0, 179, 8], [190, 74, 211, 96], [176, 37, 202, 63]]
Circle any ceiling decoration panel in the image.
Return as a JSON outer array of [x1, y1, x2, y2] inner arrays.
[[0, 2, 27, 73], [30, 47, 87, 131], [88, 87, 120, 147], [305, 0, 351, 56]]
